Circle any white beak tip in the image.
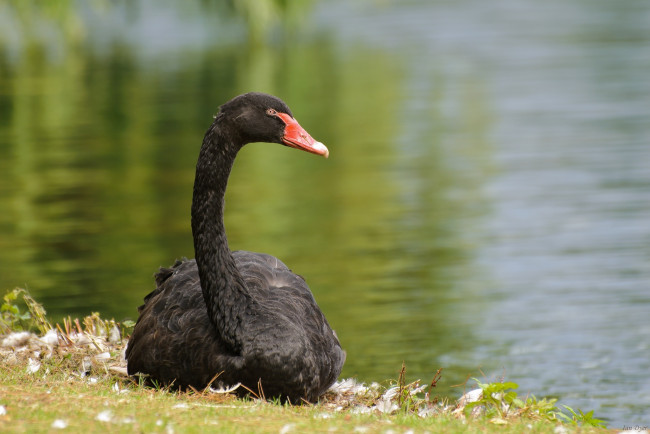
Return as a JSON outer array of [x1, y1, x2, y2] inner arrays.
[[313, 141, 329, 158]]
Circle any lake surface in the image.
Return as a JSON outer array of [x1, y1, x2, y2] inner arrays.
[[1, 0, 648, 427]]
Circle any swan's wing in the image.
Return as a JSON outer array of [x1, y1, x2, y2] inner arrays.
[[126, 259, 242, 388], [233, 251, 346, 396], [127, 252, 344, 400]]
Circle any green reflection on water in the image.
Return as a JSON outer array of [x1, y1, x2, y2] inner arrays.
[[0, 2, 494, 388]]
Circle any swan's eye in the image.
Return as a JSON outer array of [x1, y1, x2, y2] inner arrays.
[[266, 108, 277, 116]]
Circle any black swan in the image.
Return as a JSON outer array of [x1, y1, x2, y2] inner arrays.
[[125, 92, 345, 403]]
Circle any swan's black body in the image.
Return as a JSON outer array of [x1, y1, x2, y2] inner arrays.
[[125, 93, 344, 403]]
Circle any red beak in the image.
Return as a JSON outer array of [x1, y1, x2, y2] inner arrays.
[[276, 112, 329, 158]]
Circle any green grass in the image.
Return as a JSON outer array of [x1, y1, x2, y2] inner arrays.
[[0, 368, 604, 434], [0, 288, 609, 433]]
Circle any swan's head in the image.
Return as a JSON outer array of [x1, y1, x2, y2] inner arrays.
[[217, 92, 329, 158]]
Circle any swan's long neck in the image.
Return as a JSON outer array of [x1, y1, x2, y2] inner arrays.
[[191, 124, 250, 354]]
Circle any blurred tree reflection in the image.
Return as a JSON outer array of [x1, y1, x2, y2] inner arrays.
[[0, 0, 314, 58]]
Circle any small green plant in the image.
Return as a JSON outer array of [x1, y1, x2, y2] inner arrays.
[[463, 378, 606, 428], [556, 405, 606, 428], [0, 288, 52, 334]]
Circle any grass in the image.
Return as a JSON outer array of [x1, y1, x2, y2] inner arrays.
[[0, 288, 609, 433]]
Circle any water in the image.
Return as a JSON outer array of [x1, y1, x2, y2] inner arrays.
[[1, 0, 648, 427]]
